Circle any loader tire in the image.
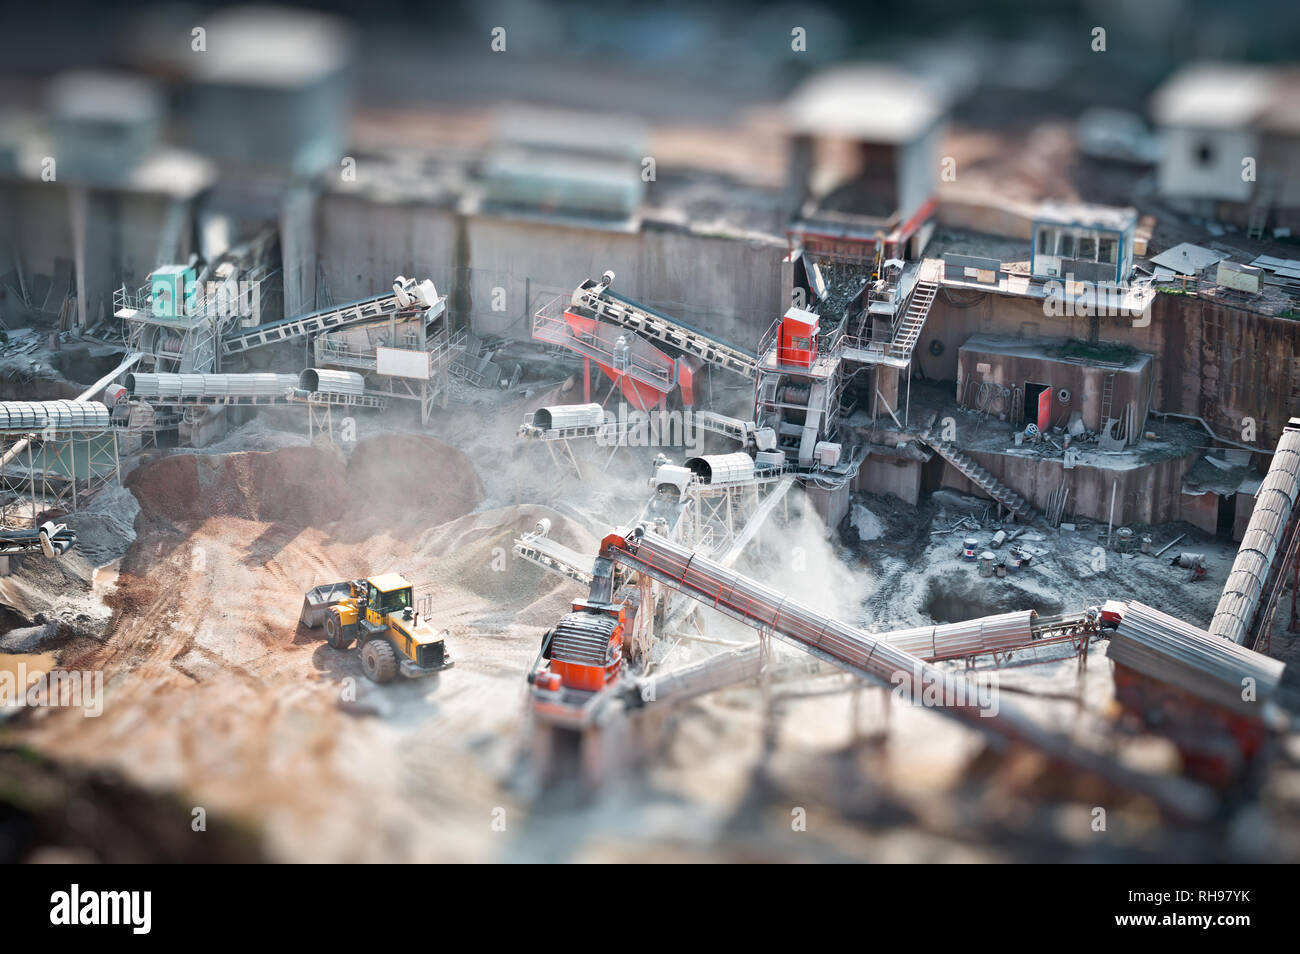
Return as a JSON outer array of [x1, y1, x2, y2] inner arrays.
[[324, 612, 352, 650], [361, 639, 398, 684]]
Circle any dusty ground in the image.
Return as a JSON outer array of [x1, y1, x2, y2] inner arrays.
[[2, 386, 1299, 862]]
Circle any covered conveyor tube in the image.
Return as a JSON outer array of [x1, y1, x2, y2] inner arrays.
[[598, 526, 1216, 820]]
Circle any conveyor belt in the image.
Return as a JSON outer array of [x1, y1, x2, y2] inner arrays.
[[221, 292, 407, 356], [598, 526, 1215, 819], [0, 522, 75, 557], [572, 277, 757, 379], [220, 278, 444, 357]]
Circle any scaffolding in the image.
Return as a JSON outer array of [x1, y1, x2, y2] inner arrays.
[[0, 424, 120, 522]]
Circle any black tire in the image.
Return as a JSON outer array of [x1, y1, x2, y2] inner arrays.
[[324, 612, 352, 650], [361, 639, 399, 684]]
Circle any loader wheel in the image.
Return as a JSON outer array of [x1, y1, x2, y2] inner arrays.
[[324, 612, 352, 650], [361, 639, 398, 684]]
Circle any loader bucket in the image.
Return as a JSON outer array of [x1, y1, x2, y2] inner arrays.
[[300, 581, 353, 628]]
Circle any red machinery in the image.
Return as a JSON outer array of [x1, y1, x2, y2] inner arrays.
[[529, 598, 629, 728], [777, 307, 819, 368], [1100, 600, 1127, 628]]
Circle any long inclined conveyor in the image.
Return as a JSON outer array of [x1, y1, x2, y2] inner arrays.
[[220, 278, 444, 357], [571, 277, 758, 380], [598, 526, 1214, 819]]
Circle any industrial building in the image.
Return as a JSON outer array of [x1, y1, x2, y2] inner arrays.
[[1, 2, 1299, 867]]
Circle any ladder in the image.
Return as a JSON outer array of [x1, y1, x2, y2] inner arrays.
[[1247, 191, 1271, 240], [1100, 372, 1116, 428]]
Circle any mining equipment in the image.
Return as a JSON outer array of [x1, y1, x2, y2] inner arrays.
[[527, 555, 639, 728], [301, 573, 452, 683], [0, 521, 76, 558]]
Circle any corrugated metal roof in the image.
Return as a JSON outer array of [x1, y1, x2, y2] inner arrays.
[[126, 372, 298, 399], [0, 400, 111, 433], [299, 369, 365, 395], [1150, 243, 1225, 275], [884, 610, 1035, 661], [686, 452, 756, 486], [1208, 422, 1300, 644], [1110, 602, 1284, 716]]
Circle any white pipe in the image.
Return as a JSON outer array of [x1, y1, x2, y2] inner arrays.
[[1108, 480, 1117, 548]]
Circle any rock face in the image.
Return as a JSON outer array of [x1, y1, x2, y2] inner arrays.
[[128, 435, 484, 533]]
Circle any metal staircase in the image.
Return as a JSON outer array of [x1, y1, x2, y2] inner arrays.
[[891, 279, 938, 358], [919, 433, 1035, 520]]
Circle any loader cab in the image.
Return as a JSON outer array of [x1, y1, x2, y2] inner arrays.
[[364, 572, 415, 625]]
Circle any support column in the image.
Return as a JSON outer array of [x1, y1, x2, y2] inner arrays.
[[70, 186, 88, 330]]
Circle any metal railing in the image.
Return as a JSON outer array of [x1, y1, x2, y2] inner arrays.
[[532, 297, 675, 392]]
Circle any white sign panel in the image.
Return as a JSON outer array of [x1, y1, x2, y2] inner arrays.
[[376, 346, 432, 380]]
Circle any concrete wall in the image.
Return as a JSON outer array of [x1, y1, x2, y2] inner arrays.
[[854, 454, 922, 505], [316, 192, 460, 304], [1157, 126, 1257, 202], [806, 481, 851, 531], [956, 342, 1151, 432], [1262, 132, 1300, 211], [0, 179, 185, 326], [937, 448, 1196, 526], [316, 196, 788, 351], [1179, 489, 1219, 536], [465, 216, 787, 348], [936, 190, 1035, 239], [898, 122, 943, 226], [917, 287, 1300, 451]]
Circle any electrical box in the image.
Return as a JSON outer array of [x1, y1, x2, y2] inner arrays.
[[1216, 261, 1261, 294], [814, 441, 842, 467], [149, 265, 197, 318]]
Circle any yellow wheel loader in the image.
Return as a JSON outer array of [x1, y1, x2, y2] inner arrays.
[[300, 573, 453, 683]]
